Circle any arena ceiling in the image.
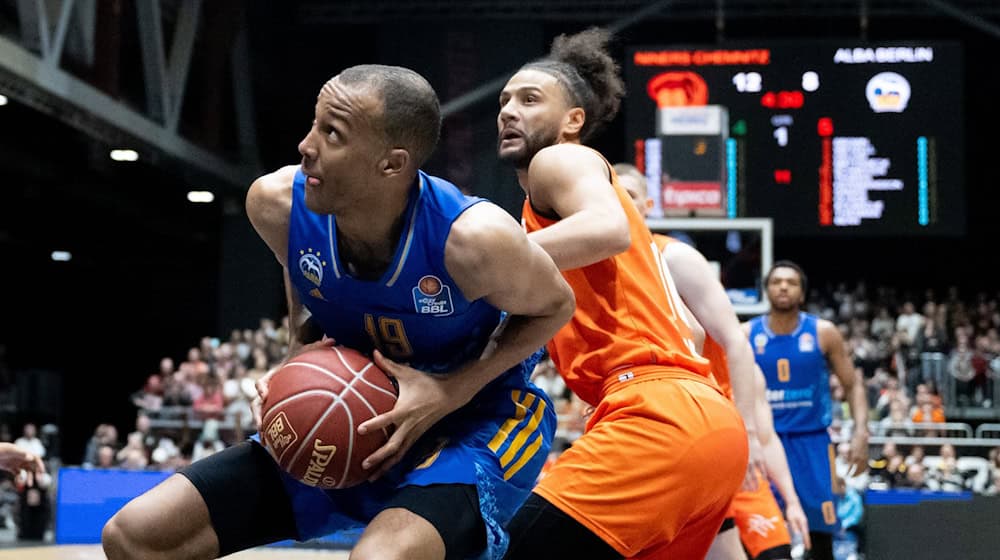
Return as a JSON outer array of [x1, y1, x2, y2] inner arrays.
[[293, 0, 1000, 22]]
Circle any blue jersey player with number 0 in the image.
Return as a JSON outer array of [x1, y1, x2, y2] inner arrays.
[[743, 261, 869, 560]]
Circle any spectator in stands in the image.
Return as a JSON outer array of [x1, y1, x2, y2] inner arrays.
[[150, 438, 186, 471], [96, 445, 115, 468], [878, 398, 914, 437], [912, 401, 945, 438], [116, 432, 149, 469], [176, 362, 203, 402], [864, 367, 886, 410], [160, 370, 192, 407], [230, 329, 251, 364], [530, 356, 567, 402], [131, 373, 164, 413], [913, 302, 950, 360], [119, 448, 148, 471], [223, 364, 254, 431], [875, 376, 906, 420], [896, 301, 924, 347], [192, 373, 224, 421], [198, 337, 216, 367], [276, 316, 291, 347], [259, 317, 278, 340], [158, 356, 175, 378], [940, 443, 958, 461], [886, 455, 907, 487], [191, 419, 225, 462], [972, 335, 994, 406], [948, 333, 978, 406], [911, 383, 946, 422], [849, 318, 883, 374], [13, 423, 45, 460], [870, 306, 896, 341], [182, 347, 210, 379], [888, 331, 912, 391], [242, 328, 256, 356], [835, 475, 865, 556], [212, 343, 238, 380], [905, 445, 927, 468], [129, 412, 157, 453], [246, 347, 271, 382], [930, 453, 968, 492], [83, 424, 118, 467], [984, 470, 1000, 495], [252, 329, 269, 352], [868, 442, 904, 488], [903, 463, 929, 490]]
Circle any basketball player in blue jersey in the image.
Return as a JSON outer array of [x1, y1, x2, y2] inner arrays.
[[102, 65, 574, 560], [742, 261, 869, 560]]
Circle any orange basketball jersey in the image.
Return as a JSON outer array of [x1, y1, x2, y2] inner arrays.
[[521, 153, 711, 406], [654, 233, 733, 400]]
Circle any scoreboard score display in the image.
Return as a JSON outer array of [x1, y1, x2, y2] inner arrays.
[[624, 42, 964, 236]]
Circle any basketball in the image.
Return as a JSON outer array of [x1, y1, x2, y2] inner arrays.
[[260, 345, 398, 489]]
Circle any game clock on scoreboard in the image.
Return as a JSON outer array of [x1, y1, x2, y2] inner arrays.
[[625, 41, 964, 236]]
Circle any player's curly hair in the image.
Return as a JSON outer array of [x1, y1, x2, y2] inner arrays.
[[522, 27, 625, 143]]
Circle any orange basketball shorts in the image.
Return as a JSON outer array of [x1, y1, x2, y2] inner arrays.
[[533, 371, 749, 559], [732, 471, 792, 558]]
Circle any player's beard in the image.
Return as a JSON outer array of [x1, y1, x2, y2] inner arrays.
[[769, 295, 801, 313], [498, 127, 560, 170]]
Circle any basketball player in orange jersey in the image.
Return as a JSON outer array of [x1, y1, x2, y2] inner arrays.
[[498, 28, 749, 559], [103, 65, 575, 560], [616, 163, 810, 559]]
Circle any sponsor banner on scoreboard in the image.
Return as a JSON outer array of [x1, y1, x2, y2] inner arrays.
[[662, 181, 725, 212]]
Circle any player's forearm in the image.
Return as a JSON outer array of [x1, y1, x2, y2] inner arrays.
[[721, 337, 758, 431], [450, 302, 573, 406], [528, 211, 630, 270], [849, 381, 870, 435], [283, 269, 310, 355], [763, 436, 801, 507]]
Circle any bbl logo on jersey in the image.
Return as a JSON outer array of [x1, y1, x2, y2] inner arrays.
[[298, 248, 326, 287], [798, 332, 815, 352], [754, 333, 769, 355], [412, 275, 454, 316]]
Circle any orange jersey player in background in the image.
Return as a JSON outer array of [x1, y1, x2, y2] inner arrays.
[[498, 28, 749, 560], [617, 162, 810, 560]]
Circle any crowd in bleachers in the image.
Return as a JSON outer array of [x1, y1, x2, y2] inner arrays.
[[87, 317, 291, 471]]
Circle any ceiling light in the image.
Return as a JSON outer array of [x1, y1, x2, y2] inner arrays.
[[51, 251, 72, 262], [0, 94, 8, 106], [110, 149, 139, 162], [187, 191, 215, 203]]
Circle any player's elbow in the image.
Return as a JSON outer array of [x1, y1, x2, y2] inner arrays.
[[545, 278, 576, 325], [603, 215, 631, 256]]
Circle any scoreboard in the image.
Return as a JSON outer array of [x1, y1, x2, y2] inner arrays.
[[624, 42, 964, 236]]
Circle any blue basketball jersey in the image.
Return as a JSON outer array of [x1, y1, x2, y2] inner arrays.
[[281, 169, 554, 559], [748, 312, 832, 434], [287, 169, 504, 376]]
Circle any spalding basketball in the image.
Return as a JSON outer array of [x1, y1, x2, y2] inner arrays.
[[260, 346, 397, 489]]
